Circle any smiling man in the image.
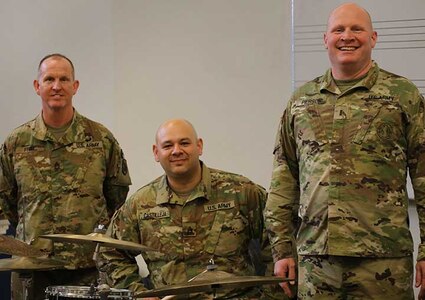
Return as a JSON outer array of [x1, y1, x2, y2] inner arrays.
[[265, 3, 425, 300], [102, 119, 286, 299], [324, 3, 377, 80], [0, 53, 131, 300]]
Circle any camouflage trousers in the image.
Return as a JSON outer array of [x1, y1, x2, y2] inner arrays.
[[297, 255, 413, 300], [11, 267, 97, 300]]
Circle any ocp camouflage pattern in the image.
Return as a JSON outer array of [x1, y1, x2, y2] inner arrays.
[[264, 62, 425, 261], [101, 163, 283, 299], [0, 110, 131, 269]]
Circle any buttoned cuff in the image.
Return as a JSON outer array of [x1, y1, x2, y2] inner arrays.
[[271, 241, 295, 263], [417, 244, 425, 261]]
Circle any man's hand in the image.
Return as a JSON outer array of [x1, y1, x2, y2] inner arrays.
[[274, 258, 296, 298], [416, 260, 425, 299]]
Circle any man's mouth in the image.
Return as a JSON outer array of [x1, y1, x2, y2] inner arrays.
[[338, 46, 358, 51], [170, 158, 186, 163]]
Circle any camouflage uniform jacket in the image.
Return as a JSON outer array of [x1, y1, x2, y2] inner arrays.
[[0, 110, 131, 269], [103, 163, 269, 299], [264, 62, 425, 262]]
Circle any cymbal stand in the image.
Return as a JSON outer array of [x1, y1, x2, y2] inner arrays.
[[187, 258, 217, 283], [187, 258, 220, 299], [19, 272, 32, 300], [92, 225, 111, 300]]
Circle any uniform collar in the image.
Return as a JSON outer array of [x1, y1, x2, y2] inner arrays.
[[319, 61, 380, 94], [155, 161, 212, 205], [32, 109, 88, 144]]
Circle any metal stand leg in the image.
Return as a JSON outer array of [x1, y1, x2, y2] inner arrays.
[[19, 273, 32, 300], [92, 226, 111, 299]]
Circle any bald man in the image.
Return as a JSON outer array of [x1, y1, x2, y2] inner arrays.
[[102, 119, 285, 299], [265, 3, 425, 299]]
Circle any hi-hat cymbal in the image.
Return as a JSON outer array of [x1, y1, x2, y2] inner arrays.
[[0, 257, 65, 272], [0, 235, 45, 257], [135, 270, 290, 298], [39, 233, 153, 252]]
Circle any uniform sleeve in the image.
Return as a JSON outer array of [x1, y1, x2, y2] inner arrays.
[[242, 182, 266, 274], [100, 199, 147, 293], [246, 184, 290, 299], [264, 100, 301, 262], [103, 138, 132, 218], [0, 140, 18, 227], [407, 91, 425, 261]]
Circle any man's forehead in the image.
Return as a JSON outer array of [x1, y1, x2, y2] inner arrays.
[[327, 5, 372, 29], [41, 58, 72, 70], [159, 135, 193, 144]]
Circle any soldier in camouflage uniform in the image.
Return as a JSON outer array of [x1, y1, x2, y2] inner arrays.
[[0, 53, 132, 300], [102, 119, 286, 299], [264, 3, 425, 300]]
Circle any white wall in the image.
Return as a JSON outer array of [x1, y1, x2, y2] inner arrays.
[[0, 0, 292, 192], [0, 0, 115, 134]]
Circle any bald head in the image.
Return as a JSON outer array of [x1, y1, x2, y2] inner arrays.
[[153, 119, 203, 183], [155, 119, 198, 145], [327, 3, 374, 32], [324, 2, 377, 79]]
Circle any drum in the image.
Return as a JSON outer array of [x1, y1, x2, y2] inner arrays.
[[45, 285, 133, 299]]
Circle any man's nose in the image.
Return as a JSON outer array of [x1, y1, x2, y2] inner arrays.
[[52, 80, 62, 90], [172, 144, 182, 154], [341, 30, 354, 41]]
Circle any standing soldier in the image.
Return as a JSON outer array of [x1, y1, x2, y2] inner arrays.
[[265, 3, 425, 300], [0, 53, 132, 300]]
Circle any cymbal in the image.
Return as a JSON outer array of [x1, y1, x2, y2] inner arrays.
[[0, 235, 45, 257], [0, 257, 65, 272], [39, 232, 153, 252], [136, 270, 290, 298]]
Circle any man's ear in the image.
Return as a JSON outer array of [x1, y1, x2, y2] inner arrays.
[[197, 138, 204, 156], [33, 80, 40, 95], [153, 144, 160, 162]]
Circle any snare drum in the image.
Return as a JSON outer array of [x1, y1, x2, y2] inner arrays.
[[45, 285, 133, 299]]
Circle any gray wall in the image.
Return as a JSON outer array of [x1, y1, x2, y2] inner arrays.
[[0, 0, 291, 192]]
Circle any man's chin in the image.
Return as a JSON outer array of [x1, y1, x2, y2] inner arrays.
[[170, 166, 187, 174], [46, 101, 69, 111]]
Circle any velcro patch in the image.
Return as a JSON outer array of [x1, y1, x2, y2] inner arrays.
[[204, 200, 235, 212], [140, 207, 170, 220], [74, 141, 103, 149]]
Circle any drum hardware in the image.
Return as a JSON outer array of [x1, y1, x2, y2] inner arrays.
[[19, 273, 32, 300], [135, 259, 292, 298], [0, 256, 66, 272], [0, 234, 46, 257], [44, 285, 134, 299], [39, 228, 154, 252], [94, 242, 111, 300], [0, 256, 66, 300], [41, 225, 145, 300], [187, 258, 218, 283]]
